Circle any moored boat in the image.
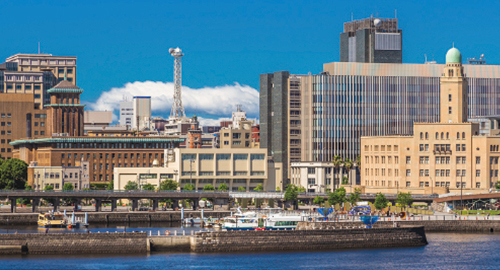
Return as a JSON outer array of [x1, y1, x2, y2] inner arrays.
[[38, 212, 66, 228]]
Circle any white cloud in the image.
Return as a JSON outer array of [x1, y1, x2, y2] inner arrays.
[[197, 117, 229, 127], [89, 81, 259, 121]]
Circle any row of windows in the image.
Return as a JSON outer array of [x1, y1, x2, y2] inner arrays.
[[35, 172, 80, 179], [56, 142, 173, 149], [0, 131, 11, 135], [0, 114, 11, 118], [0, 148, 11, 153], [364, 145, 399, 152], [62, 153, 163, 160], [365, 180, 479, 188], [365, 168, 400, 177], [420, 132, 467, 140], [364, 156, 400, 164], [181, 153, 264, 161], [0, 139, 11, 144], [5, 84, 42, 90]]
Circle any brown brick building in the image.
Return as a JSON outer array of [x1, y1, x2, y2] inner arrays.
[[0, 94, 47, 159]]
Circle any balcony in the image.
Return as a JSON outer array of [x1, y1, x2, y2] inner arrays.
[[433, 150, 452, 155]]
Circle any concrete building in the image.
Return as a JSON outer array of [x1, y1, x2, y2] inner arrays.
[[84, 111, 113, 129], [290, 162, 359, 193], [220, 107, 258, 149], [132, 96, 151, 131], [114, 148, 272, 191], [119, 98, 133, 127], [0, 94, 47, 160], [361, 47, 500, 195], [259, 71, 289, 189], [0, 53, 77, 108], [28, 160, 90, 190], [340, 17, 402, 63]]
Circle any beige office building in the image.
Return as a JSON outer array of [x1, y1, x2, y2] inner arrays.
[[28, 160, 90, 191], [361, 48, 500, 195], [1, 53, 77, 108], [114, 147, 273, 191], [220, 107, 259, 149]]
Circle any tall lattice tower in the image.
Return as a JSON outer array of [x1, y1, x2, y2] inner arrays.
[[169, 47, 186, 119]]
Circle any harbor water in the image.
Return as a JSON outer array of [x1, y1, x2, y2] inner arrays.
[[0, 232, 499, 269]]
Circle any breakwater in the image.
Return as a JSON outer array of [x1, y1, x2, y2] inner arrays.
[[0, 211, 231, 225], [0, 232, 147, 255], [297, 220, 500, 232], [190, 227, 427, 253]]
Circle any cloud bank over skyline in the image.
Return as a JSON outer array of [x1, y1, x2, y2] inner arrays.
[[88, 81, 259, 125]]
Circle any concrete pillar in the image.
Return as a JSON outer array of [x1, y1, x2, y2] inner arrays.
[[53, 198, 60, 212], [32, 198, 40, 213], [95, 199, 102, 212], [131, 199, 137, 211], [192, 199, 198, 211], [172, 200, 178, 210], [73, 199, 81, 212], [152, 199, 158, 211], [111, 200, 117, 212], [10, 198, 16, 213]]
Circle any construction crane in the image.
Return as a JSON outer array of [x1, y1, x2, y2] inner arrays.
[[169, 47, 186, 119]]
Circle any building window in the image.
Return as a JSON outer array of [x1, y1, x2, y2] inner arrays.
[[307, 178, 315, 185], [425, 144, 429, 151], [406, 156, 411, 164], [449, 107, 452, 114], [462, 132, 465, 139], [476, 157, 480, 164], [419, 181, 424, 187], [462, 144, 466, 151], [456, 157, 461, 164], [456, 144, 461, 151], [307, 168, 315, 174], [449, 94, 452, 102], [476, 182, 481, 188], [446, 170, 450, 177], [406, 169, 411, 177], [419, 169, 424, 177], [406, 181, 411, 187], [476, 170, 481, 177], [419, 144, 424, 151], [425, 169, 429, 177]]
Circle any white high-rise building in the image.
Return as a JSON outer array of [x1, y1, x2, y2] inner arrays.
[[119, 98, 133, 127], [132, 96, 151, 131]]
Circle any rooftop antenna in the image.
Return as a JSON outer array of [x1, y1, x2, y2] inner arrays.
[[395, 9, 397, 18], [168, 47, 186, 119], [38, 42, 40, 54], [351, 12, 353, 21]]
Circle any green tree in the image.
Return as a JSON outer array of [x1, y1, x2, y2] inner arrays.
[[43, 185, 54, 191], [62, 183, 74, 191], [396, 192, 414, 208], [328, 187, 346, 205], [107, 180, 114, 190], [159, 179, 179, 191], [342, 176, 348, 185], [218, 183, 228, 191], [284, 184, 298, 202], [297, 186, 306, 193], [142, 183, 156, 190], [238, 186, 246, 192], [276, 186, 281, 192], [348, 187, 361, 205], [184, 183, 195, 191], [124, 181, 139, 190], [343, 158, 353, 185], [0, 158, 28, 189], [253, 184, 264, 192], [203, 184, 215, 191], [374, 193, 389, 210], [496, 181, 500, 189], [82, 187, 91, 205], [313, 196, 325, 205], [332, 155, 343, 191]]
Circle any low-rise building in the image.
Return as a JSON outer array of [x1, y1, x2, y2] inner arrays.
[[114, 147, 273, 191], [28, 160, 90, 190]]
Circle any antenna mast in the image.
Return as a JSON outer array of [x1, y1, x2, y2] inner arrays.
[[169, 47, 185, 119]]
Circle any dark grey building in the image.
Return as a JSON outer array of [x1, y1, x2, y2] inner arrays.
[[260, 71, 289, 189], [340, 17, 402, 63]]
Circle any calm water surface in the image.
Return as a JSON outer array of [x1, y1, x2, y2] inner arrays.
[[1, 232, 499, 269]]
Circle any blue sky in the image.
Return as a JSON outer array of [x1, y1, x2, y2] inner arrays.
[[1, 0, 499, 123]]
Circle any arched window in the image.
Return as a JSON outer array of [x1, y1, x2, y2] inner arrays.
[[436, 132, 439, 139], [446, 132, 449, 139], [462, 132, 465, 139], [441, 132, 444, 140], [457, 132, 460, 139], [425, 132, 428, 140], [420, 132, 423, 140]]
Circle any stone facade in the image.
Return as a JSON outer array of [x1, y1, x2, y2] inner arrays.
[[0, 232, 146, 255], [191, 227, 427, 253]]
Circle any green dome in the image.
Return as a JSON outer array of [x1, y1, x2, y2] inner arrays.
[[446, 47, 462, 64]]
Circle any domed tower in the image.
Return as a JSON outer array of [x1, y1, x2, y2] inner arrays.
[[46, 78, 85, 136], [440, 47, 468, 123]]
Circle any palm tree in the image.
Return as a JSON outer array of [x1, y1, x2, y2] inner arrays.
[[332, 155, 343, 191], [344, 158, 353, 185]]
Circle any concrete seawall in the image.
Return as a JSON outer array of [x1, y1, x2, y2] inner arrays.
[[0, 211, 231, 225], [191, 227, 428, 253], [297, 220, 500, 232], [0, 232, 147, 255]]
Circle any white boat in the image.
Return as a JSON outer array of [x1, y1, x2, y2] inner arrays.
[[222, 208, 259, 230], [182, 217, 209, 225], [265, 212, 306, 230]]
